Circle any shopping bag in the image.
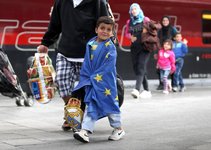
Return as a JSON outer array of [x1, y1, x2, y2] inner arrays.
[[27, 53, 56, 104]]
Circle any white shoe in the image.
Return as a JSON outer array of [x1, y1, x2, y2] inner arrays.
[[172, 87, 178, 92], [139, 90, 152, 98], [131, 89, 140, 98], [163, 90, 169, 94], [108, 128, 125, 141], [73, 129, 89, 143]]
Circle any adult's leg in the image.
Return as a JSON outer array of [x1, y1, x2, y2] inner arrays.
[[55, 55, 81, 103], [142, 52, 150, 91], [130, 45, 143, 92], [55, 54, 82, 129], [135, 51, 150, 91]]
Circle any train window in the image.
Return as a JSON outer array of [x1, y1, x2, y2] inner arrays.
[[202, 11, 211, 44]]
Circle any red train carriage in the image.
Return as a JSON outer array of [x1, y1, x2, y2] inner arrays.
[[0, 0, 211, 84]]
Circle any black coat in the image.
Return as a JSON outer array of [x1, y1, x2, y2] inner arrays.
[[41, 0, 109, 58]]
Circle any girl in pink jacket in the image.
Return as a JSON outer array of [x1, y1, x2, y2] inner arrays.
[[157, 39, 176, 94]]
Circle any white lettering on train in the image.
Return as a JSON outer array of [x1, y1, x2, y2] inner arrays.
[[0, 14, 181, 52], [0, 19, 50, 51]]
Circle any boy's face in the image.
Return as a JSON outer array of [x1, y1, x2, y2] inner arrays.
[[175, 34, 182, 42], [95, 23, 113, 42]]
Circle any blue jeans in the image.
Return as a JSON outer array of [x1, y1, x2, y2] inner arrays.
[[173, 58, 184, 88], [81, 106, 122, 133], [160, 69, 171, 91]]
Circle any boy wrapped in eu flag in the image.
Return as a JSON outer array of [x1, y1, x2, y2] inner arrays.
[[73, 16, 125, 143]]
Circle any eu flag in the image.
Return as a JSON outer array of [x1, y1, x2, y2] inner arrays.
[[73, 36, 120, 120]]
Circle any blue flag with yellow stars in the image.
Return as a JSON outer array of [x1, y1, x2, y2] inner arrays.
[[73, 36, 120, 120]]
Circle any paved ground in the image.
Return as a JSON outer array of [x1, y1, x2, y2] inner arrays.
[[0, 81, 211, 150]]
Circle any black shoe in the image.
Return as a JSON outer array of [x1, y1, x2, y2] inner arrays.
[[156, 84, 163, 90], [61, 121, 71, 131]]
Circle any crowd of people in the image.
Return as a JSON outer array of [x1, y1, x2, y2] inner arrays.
[[125, 3, 188, 97], [36, 0, 188, 143]]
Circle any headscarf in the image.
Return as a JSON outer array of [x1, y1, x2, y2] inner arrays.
[[161, 15, 171, 28], [158, 15, 176, 45], [129, 3, 144, 25]]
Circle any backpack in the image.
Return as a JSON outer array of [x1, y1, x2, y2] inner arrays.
[[141, 20, 161, 52]]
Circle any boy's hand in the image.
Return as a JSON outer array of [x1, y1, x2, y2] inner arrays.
[[183, 38, 188, 45], [37, 45, 48, 53]]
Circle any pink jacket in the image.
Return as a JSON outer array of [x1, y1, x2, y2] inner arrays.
[[157, 49, 176, 73]]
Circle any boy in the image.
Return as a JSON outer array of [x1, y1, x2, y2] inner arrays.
[[73, 16, 125, 143], [172, 32, 188, 92]]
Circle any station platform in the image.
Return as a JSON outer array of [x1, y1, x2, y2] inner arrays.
[[0, 79, 211, 150]]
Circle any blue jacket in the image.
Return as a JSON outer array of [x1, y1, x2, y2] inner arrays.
[[173, 41, 188, 59]]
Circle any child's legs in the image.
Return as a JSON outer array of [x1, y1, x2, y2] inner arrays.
[[161, 70, 170, 91], [159, 70, 164, 83], [81, 107, 96, 133], [108, 113, 122, 129], [179, 74, 184, 88], [177, 59, 184, 87]]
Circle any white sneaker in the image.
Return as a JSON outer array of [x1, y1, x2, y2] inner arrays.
[[131, 89, 140, 98], [73, 129, 89, 143], [163, 90, 169, 94], [108, 128, 125, 141], [172, 87, 178, 92], [139, 90, 152, 98]]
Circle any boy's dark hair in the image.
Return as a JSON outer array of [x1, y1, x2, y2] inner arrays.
[[163, 39, 173, 49], [175, 32, 182, 37], [96, 16, 115, 30]]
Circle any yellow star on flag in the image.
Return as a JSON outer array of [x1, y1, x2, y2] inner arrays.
[[115, 95, 119, 101], [105, 52, 110, 59], [104, 88, 111, 96], [105, 41, 110, 47], [91, 45, 97, 50], [94, 74, 103, 82], [90, 54, 94, 60]]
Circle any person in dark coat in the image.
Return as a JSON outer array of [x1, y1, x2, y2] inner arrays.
[[155, 15, 178, 90], [37, 0, 109, 130]]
